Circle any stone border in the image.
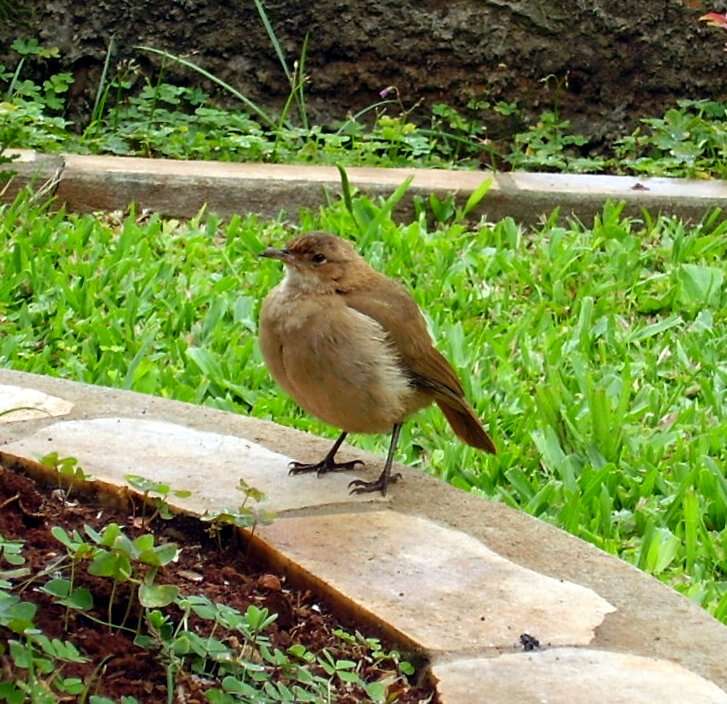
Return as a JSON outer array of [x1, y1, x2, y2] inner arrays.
[[1, 150, 64, 202], [2, 370, 727, 703], [3, 149, 727, 224]]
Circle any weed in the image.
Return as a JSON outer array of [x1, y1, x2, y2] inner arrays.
[[614, 99, 727, 178], [201, 478, 274, 551], [1, 561, 89, 703], [0, 533, 30, 584], [124, 474, 192, 524], [508, 110, 605, 173], [81, 522, 180, 629], [40, 452, 92, 501]]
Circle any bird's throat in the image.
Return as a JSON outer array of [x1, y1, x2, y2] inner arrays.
[[282, 266, 334, 296]]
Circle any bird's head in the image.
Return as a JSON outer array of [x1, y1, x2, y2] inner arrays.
[[260, 232, 366, 294]]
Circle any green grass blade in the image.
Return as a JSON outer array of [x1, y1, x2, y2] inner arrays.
[[461, 177, 493, 217], [336, 165, 362, 235], [683, 489, 699, 573], [91, 35, 116, 124], [253, 0, 292, 82], [6, 56, 24, 98], [296, 32, 310, 132], [628, 315, 682, 343]]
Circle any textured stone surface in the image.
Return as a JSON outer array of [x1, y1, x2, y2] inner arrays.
[[0, 384, 74, 423], [3, 369, 727, 693], [52, 152, 727, 224], [260, 510, 615, 652], [0, 152, 65, 204], [3, 150, 726, 223], [433, 648, 727, 704], [3, 417, 384, 512]]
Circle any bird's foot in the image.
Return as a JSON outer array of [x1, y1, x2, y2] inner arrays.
[[288, 457, 364, 477], [348, 472, 402, 497]]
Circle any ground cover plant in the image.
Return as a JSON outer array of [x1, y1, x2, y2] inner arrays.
[[0, 456, 429, 703], [4, 35, 727, 177], [0, 185, 725, 623]]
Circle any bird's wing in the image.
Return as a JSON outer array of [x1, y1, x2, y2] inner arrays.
[[341, 280, 464, 398], [342, 278, 497, 453]]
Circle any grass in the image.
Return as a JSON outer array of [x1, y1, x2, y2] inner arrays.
[[1, 186, 726, 622]]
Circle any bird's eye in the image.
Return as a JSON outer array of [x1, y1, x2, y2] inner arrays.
[[311, 253, 326, 264]]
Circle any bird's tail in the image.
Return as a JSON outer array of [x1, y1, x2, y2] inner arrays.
[[437, 398, 497, 453]]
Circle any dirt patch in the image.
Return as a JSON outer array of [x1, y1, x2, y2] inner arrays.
[[0, 459, 435, 703]]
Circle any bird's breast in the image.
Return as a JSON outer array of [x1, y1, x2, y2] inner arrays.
[[260, 291, 430, 433]]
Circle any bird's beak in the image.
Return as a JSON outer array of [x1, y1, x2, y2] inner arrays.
[[259, 247, 290, 262]]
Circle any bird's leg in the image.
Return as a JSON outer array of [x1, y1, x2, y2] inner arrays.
[[348, 423, 403, 497], [288, 431, 364, 477]]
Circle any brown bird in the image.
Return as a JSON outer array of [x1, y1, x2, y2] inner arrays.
[[258, 232, 496, 495]]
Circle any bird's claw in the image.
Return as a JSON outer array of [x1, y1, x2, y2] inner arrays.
[[348, 472, 402, 497], [288, 458, 364, 477]]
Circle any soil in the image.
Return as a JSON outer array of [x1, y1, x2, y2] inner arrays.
[[4, 0, 727, 141], [0, 458, 436, 703]]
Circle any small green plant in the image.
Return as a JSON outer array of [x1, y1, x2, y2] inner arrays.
[[124, 473, 192, 524], [1, 509, 410, 702], [2, 634, 88, 703], [201, 478, 274, 549], [40, 452, 92, 500], [0, 38, 70, 159], [0, 573, 89, 703], [82, 522, 180, 629], [253, 0, 310, 132], [614, 99, 727, 179], [333, 628, 415, 675], [0, 533, 25, 567], [47, 526, 95, 630], [508, 110, 605, 173], [0, 533, 30, 587], [6, 31, 727, 178], [1, 452, 426, 702]]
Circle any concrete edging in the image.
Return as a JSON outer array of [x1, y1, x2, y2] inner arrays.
[[2, 370, 727, 703], [3, 149, 727, 224]]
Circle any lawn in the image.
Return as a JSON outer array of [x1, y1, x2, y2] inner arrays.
[[1, 186, 726, 622]]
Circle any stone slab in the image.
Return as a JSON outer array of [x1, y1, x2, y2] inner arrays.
[[46, 151, 727, 224], [0, 384, 74, 423], [433, 648, 727, 704], [2, 370, 727, 690], [0, 151, 65, 203], [2, 417, 385, 513], [260, 510, 615, 652]]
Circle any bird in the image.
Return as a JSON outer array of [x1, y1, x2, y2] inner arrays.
[[258, 232, 496, 496]]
